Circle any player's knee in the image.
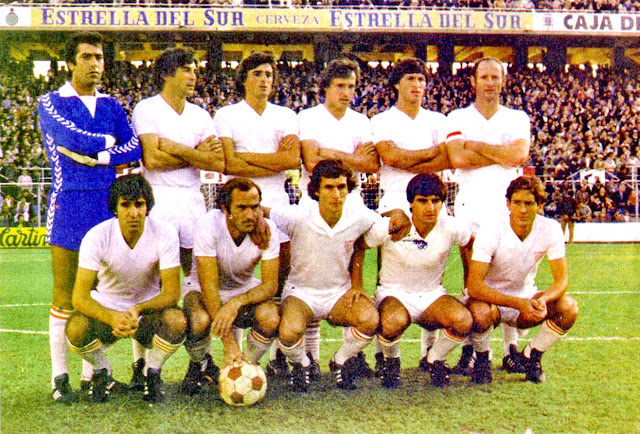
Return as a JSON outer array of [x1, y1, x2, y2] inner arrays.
[[278, 319, 305, 346], [450, 308, 473, 336], [355, 306, 380, 336], [469, 303, 493, 332], [65, 313, 90, 346], [188, 308, 211, 340], [255, 303, 280, 336], [555, 295, 579, 326], [162, 308, 188, 338], [379, 311, 409, 339]]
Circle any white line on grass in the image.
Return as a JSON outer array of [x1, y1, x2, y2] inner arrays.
[[0, 303, 49, 307], [1, 328, 639, 341]]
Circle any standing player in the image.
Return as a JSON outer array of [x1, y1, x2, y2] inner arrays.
[[445, 57, 531, 373], [364, 174, 472, 388], [38, 31, 141, 403], [466, 176, 579, 384], [213, 51, 299, 378], [371, 57, 451, 369], [65, 174, 186, 403], [192, 178, 281, 369], [267, 160, 403, 392], [132, 48, 225, 393], [296, 58, 380, 378], [214, 51, 300, 208]]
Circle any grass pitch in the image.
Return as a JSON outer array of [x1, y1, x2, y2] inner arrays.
[[1, 244, 639, 433]]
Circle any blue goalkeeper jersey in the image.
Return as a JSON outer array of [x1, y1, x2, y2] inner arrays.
[[38, 82, 141, 192]]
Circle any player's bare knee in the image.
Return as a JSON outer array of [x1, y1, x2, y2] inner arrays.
[[450, 308, 473, 336], [552, 295, 579, 329], [278, 320, 305, 347], [255, 303, 280, 336], [65, 313, 90, 346], [355, 306, 379, 336], [468, 302, 493, 332], [188, 308, 211, 340], [162, 307, 188, 340], [380, 311, 409, 340]]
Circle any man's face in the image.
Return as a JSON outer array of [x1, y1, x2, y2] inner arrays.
[[325, 73, 357, 112], [410, 194, 442, 226], [316, 176, 349, 216], [69, 43, 104, 90], [116, 196, 147, 235], [471, 60, 504, 102], [395, 73, 426, 104], [225, 187, 261, 235], [166, 62, 197, 98], [244, 63, 274, 99], [507, 190, 540, 230]]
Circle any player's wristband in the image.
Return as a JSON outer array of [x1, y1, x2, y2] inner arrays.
[[97, 151, 111, 166]]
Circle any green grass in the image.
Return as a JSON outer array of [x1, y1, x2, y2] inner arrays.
[[1, 245, 639, 433]]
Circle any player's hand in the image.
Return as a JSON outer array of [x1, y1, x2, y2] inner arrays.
[[519, 299, 547, 324], [343, 286, 371, 310], [57, 146, 98, 167], [250, 212, 271, 250], [386, 209, 411, 241], [197, 136, 223, 154], [355, 141, 378, 156], [223, 344, 246, 368], [110, 311, 138, 338], [278, 134, 297, 151], [211, 299, 241, 338]]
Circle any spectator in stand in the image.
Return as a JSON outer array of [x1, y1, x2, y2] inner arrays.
[[558, 188, 577, 243], [17, 169, 33, 192], [576, 200, 593, 223]]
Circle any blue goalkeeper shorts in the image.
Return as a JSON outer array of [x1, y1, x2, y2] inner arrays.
[[46, 189, 113, 251]]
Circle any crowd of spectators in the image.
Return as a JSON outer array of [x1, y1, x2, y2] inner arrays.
[[4, 0, 640, 11], [1, 58, 639, 225]]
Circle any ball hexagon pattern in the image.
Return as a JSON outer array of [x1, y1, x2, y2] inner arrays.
[[218, 361, 267, 407]]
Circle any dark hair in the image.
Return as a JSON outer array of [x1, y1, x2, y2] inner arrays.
[[406, 173, 447, 204], [388, 57, 426, 98], [108, 174, 155, 215], [307, 159, 356, 200], [218, 177, 262, 212], [506, 175, 546, 205], [64, 32, 104, 65], [472, 57, 504, 80], [319, 58, 360, 96], [235, 51, 277, 98], [154, 48, 195, 91]]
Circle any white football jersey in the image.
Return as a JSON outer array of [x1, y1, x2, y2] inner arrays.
[[298, 104, 373, 194], [193, 209, 280, 295], [214, 100, 298, 207], [132, 94, 217, 190], [365, 215, 470, 293], [472, 214, 565, 294], [371, 106, 446, 198], [78, 217, 180, 312], [270, 199, 379, 296]]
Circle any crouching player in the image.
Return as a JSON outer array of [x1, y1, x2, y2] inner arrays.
[[190, 178, 281, 375], [265, 160, 409, 392], [66, 174, 187, 403], [467, 176, 579, 384], [364, 174, 472, 388]]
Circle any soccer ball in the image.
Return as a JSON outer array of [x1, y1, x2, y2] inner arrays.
[[218, 361, 267, 407]]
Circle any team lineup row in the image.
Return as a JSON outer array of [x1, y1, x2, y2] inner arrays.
[[39, 31, 578, 404]]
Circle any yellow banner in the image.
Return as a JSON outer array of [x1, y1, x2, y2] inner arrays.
[[32, 7, 532, 33], [0, 227, 49, 248]]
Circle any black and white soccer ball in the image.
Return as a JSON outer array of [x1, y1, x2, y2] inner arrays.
[[218, 361, 267, 407]]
